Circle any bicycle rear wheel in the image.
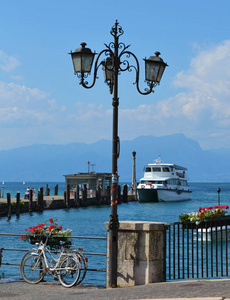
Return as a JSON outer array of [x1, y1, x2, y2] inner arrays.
[[21, 254, 45, 284], [58, 255, 80, 288], [74, 252, 87, 285]]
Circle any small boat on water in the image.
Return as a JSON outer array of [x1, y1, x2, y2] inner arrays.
[[137, 156, 192, 202]]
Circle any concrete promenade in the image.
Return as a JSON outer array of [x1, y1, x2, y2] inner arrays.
[[1, 279, 230, 300]]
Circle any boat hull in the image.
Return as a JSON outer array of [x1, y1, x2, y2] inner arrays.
[[198, 226, 230, 242], [137, 188, 191, 202]]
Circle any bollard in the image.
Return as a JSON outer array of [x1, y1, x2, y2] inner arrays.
[[29, 189, 33, 212], [37, 187, 44, 211], [7, 193, 11, 219], [16, 192, 20, 217]]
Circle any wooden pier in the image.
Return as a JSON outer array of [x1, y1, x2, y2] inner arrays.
[[0, 185, 135, 218]]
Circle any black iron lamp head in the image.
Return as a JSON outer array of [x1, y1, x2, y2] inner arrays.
[[144, 51, 168, 84], [102, 54, 114, 94], [69, 42, 96, 74]]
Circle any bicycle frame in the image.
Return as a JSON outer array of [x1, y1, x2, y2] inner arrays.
[[33, 241, 75, 274]]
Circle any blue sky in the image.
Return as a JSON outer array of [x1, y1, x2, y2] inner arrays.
[[0, 0, 230, 150]]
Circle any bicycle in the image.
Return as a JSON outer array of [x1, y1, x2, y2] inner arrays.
[[20, 229, 81, 288]]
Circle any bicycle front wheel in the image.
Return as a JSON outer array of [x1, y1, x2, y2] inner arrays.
[[20, 249, 37, 274], [21, 254, 45, 284], [58, 255, 80, 288]]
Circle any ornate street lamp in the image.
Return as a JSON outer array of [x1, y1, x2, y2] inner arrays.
[[69, 20, 168, 288]]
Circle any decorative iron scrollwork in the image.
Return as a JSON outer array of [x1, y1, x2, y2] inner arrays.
[[108, 214, 119, 230], [78, 20, 156, 95]]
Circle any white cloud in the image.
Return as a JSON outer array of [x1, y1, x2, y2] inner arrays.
[[1, 41, 230, 150], [0, 50, 20, 72], [0, 82, 50, 107], [0, 81, 56, 127]]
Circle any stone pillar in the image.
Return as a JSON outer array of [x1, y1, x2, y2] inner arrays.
[[105, 221, 166, 287]]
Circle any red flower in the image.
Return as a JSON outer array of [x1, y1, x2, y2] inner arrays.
[[49, 218, 53, 223]]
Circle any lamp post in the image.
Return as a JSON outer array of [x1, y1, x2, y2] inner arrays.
[[217, 187, 221, 206], [69, 20, 168, 288]]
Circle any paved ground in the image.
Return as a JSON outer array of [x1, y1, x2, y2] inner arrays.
[[1, 279, 230, 300]]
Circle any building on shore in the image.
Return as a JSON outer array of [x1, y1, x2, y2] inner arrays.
[[64, 172, 112, 197]]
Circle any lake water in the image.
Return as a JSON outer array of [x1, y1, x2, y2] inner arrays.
[[0, 182, 230, 285]]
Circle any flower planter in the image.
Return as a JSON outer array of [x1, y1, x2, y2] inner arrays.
[[20, 218, 72, 250], [29, 235, 71, 249], [181, 215, 230, 229]]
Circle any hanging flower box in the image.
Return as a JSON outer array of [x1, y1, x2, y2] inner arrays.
[[179, 206, 230, 229], [20, 218, 72, 249]]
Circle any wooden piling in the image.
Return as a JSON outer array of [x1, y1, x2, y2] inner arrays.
[[64, 190, 67, 207], [66, 184, 70, 208], [74, 185, 80, 207], [123, 184, 128, 203], [97, 186, 101, 203], [83, 184, 87, 206], [7, 193, 11, 219], [45, 184, 50, 196], [16, 192, 20, 216], [54, 184, 58, 196], [29, 189, 33, 212], [37, 187, 44, 211]]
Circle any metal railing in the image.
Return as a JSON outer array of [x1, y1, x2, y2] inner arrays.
[[166, 217, 230, 280], [0, 233, 107, 283]]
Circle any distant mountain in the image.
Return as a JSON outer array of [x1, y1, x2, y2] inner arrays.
[[0, 134, 229, 182]]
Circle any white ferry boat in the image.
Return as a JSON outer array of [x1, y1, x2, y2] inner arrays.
[[137, 156, 192, 202]]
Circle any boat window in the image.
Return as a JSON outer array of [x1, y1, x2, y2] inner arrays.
[[145, 167, 151, 172], [152, 167, 161, 172], [181, 181, 188, 186], [162, 167, 170, 172]]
